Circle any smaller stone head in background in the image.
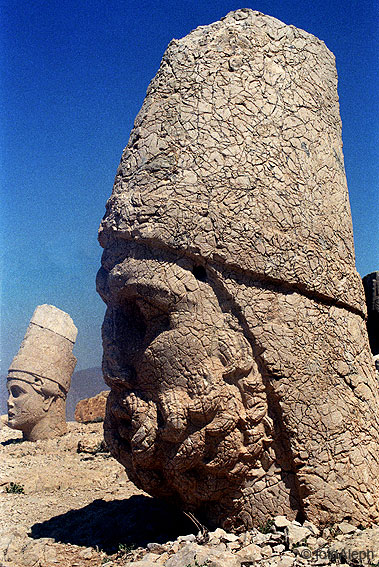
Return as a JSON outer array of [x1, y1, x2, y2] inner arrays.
[[6, 304, 77, 441]]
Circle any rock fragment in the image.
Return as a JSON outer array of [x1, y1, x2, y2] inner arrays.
[[74, 390, 109, 423]]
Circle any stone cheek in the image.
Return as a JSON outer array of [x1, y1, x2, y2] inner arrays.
[[222, 277, 379, 525]]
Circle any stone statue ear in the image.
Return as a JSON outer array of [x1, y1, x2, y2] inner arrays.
[[32, 378, 54, 411], [32, 377, 44, 394], [218, 329, 254, 378], [42, 395, 54, 412]]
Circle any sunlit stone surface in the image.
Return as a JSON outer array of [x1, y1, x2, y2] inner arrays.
[[97, 9, 379, 529]]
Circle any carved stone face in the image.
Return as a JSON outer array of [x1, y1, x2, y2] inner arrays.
[[98, 242, 270, 513], [7, 378, 47, 432]]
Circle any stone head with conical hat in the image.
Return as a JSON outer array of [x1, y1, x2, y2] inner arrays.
[[7, 304, 77, 441], [97, 9, 379, 529]]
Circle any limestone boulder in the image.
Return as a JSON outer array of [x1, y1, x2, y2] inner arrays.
[[97, 9, 379, 530], [74, 391, 109, 423]]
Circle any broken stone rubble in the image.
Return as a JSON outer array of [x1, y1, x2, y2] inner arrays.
[[118, 518, 379, 567]]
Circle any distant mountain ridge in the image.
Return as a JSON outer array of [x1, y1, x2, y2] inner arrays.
[[0, 377, 6, 415]]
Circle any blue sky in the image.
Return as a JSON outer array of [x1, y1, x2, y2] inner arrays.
[[1, 0, 378, 375]]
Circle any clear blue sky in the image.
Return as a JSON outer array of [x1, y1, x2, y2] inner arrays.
[[1, 0, 378, 375]]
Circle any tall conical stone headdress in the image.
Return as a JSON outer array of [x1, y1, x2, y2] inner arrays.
[[99, 8, 364, 315], [8, 304, 77, 394]]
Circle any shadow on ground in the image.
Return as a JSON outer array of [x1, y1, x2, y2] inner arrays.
[[1, 438, 24, 446], [30, 495, 195, 553]]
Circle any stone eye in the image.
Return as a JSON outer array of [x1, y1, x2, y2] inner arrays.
[[11, 386, 23, 398]]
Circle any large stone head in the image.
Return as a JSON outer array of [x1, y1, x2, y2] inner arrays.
[[98, 10, 379, 529], [97, 241, 274, 526], [7, 305, 77, 441]]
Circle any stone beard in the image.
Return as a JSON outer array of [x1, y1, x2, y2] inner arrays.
[[97, 242, 278, 528], [6, 304, 77, 441], [98, 240, 379, 530], [97, 10, 379, 529]]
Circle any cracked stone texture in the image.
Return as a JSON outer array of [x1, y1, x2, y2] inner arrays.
[[97, 9, 379, 529]]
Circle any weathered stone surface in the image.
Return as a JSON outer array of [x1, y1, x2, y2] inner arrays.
[[98, 11, 364, 314], [97, 9, 379, 530], [336, 522, 357, 535], [362, 271, 379, 355], [238, 543, 263, 562], [328, 526, 379, 566], [275, 516, 292, 529], [164, 542, 239, 567], [6, 305, 77, 441], [285, 523, 312, 549], [118, 520, 379, 566], [74, 390, 109, 423], [77, 435, 108, 454]]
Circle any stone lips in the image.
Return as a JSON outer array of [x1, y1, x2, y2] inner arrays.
[[98, 9, 379, 529], [99, 9, 365, 314]]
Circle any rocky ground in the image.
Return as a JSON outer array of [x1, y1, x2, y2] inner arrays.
[[1, 418, 378, 567]]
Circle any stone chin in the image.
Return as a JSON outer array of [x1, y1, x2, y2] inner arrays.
[[7, 414, 20, 429]]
